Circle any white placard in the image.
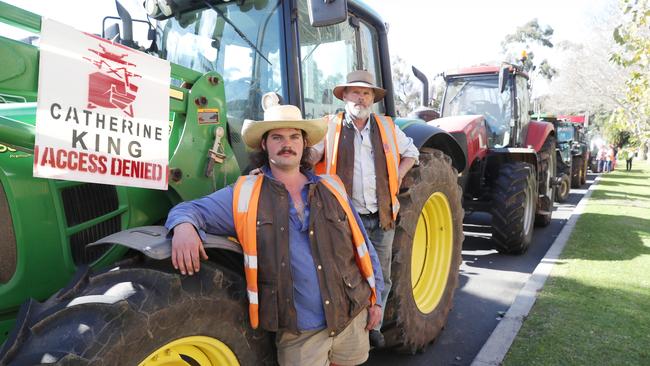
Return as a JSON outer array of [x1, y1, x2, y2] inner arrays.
[[34, 19, 171, 190]]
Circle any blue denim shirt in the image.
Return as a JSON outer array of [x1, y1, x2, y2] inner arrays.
[[165, 167, 384, 331]]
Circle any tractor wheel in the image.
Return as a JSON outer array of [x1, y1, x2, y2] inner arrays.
[[535, 136, 556, 227], [0, 262, 275, 366], [571, 156, 583, 188], [580, 155, 588, 185], [491, 162, 538, 254], [555, 174, 571, 203], [382, 148, 463, 353]]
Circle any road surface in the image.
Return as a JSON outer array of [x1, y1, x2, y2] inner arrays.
[[366, 174, 596, 366]]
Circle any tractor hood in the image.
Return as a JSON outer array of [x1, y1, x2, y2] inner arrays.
[[430, 115, 484, 135], [429, 115, 487, 171]]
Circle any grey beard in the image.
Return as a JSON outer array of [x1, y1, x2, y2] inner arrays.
[[345, 103, 371, 121]]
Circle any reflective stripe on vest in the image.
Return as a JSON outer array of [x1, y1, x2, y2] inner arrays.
[[232, 174, 264, 329], [318, 174, 377, 305], [232, 174, 377, 329], [315, 112, 344, 175], [315, 113, 401, 220]]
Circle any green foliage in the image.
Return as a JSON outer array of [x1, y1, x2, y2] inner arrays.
[[504, 161, 650, 365], [538, 59, 558, 80], [502, 19, 554, 49], [610, 0, 650, 148], [391, 56, 420, 117], [501, 19, 557, 80]]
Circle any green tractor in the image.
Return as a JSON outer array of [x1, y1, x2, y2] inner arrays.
[[569, 120, 590, 187], [535, 114, 589, 202], [0, 0, 467, 364]]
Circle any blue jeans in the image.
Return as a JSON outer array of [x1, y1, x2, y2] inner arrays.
[[359, 213, 395, 331]]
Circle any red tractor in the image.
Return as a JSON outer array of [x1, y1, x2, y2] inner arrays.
[[418, 64, 556, 253]]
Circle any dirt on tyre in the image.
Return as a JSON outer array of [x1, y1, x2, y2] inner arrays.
[[580, 154, 588, 185], [555, 173, 570, 203], [535, 136, 556, 227], [491, 162, 538, 254], [0, 262, 275, 366], [382, 148, 464, 353], [571, 156, 583, 188]]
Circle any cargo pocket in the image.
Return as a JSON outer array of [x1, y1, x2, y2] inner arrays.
[[342, 268, 371, 317], [258, 281, 279, 331], [324, 204, 348, 226]]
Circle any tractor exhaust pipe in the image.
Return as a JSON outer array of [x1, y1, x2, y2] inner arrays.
[[408, 66, 439, 122], [411, 66, 428, 106]]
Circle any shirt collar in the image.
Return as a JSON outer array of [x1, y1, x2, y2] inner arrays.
[[260, 165, 318, 184]]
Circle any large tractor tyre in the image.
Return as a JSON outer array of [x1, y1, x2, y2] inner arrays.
[[535, 136, 556, 227], [491, 162, 538, 254], [580, 154, 588, 185], [382, 148, 464, 353], [555, 174, 571, 203], [580, 153, 591, 186], [571, 156, 584, 188], [0, 262, 275, 366]]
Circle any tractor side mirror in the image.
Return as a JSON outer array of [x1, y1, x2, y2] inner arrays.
[[308, 0, 348, 27], [498, 66, 508, 93], [104, 23, 121, 42]]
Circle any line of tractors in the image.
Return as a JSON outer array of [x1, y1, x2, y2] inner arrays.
[[0, 0, 589, 364]]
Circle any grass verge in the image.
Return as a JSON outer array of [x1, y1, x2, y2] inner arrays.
[[503, 160, 650, 366]]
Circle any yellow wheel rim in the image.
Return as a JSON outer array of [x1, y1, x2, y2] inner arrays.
[[411, 192, 454, 314], [138, 336, 240, 366]]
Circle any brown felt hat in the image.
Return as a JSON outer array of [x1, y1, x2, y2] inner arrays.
[[333, 70, 386, 103]]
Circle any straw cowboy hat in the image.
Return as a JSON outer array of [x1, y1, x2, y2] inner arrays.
[[333, 70, 386, 103], [242, 93, 327, 149]]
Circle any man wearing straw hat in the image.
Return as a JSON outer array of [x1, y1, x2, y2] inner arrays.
[[314, 70, 419, 348], [165, 94, 384, 365]]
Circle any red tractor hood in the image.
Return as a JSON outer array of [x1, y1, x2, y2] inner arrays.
[[429, 115, 488, 171], [430, 115, 484, 134]]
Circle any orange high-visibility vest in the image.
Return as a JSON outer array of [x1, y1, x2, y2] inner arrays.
[[315, 112, 401, 220], [232, 174, 377, 329]]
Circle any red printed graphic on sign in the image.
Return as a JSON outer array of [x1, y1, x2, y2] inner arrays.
[[84, 44, 141, 117]]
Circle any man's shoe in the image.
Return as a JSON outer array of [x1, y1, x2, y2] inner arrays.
[[369, 329, 385, 348]]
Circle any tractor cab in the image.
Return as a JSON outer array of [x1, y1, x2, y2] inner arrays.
[[556, 121, 577, 164], [141, 0, 394, 169], [440, 65, 531, 149]]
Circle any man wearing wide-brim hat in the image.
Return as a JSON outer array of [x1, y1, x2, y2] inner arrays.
[[166, 94, 384, 365], [314, 69, 419, 348]]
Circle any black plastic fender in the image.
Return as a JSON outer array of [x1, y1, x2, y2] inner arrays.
[[397, 118, 466, 172]]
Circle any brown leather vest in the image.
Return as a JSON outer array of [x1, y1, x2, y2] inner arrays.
[[255, 178, 371, 335], [336, 113, 395, 230]]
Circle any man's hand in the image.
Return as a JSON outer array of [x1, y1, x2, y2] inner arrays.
[[366, 304, 382, 330], [171, 223, 208, 275], [397, 157, 416, 187]]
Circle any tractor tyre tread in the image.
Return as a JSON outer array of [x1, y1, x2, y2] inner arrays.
[[491, 162, 537, 254], [572, 156, 583, 188], [382, 148, 463, 354], [0, 263, 275, 366], [535, 136, 556, 227]]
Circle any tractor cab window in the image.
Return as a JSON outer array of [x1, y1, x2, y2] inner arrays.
[[442, 75, 513, 148], [515, 75, 531, 132], [556, 124, 575, 143], [156, 0, 284, 166], [296, 0, 385, 119]]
